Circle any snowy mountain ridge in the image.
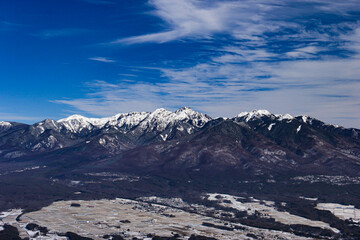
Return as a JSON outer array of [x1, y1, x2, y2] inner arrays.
[[57, 107, 212, 133], [1, 108, 357, 138], [237, 109, 295, 122]]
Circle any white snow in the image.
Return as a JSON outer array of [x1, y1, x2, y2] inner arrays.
[[268, 123, 275, 131], [57, 107, 211, 134], [0, 121, 11, 127], [301, 115, 311, 123], [299, 196, 318, 201], [0, 121, 12, 133], [237, 110, 296, 123], [138, 107, 210, 132], [177, 126, 184, 132], [296, 125, 302, 133], [98, 138, 106, 146], [277, 114, 294, 121], [237, 110, 272, 122], [316, 203, 360, 223], [207, 193, 339, 233], [160, 134, 168, 141], [58, 114, 111, 132]]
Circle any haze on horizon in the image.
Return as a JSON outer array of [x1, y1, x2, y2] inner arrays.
[[1, 0, 360, 128]]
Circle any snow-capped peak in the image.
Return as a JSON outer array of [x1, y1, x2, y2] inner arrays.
[[57, 107, 211, 134], [137, 107, 211, 131], [253, 109, 272, 116], [175, 107, 211, 127], [175, 106, 193, 114], [58, 114, 113, 132], [276, 114, 294, 121], [0, 121, 11, 127], [58, 114, 85, 121], [237, 109, 273, 121], [0, 121, 12, 132]]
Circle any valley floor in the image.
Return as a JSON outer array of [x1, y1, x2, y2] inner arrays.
[[2, 193, 359, 240]]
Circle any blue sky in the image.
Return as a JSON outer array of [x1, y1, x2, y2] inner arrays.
[[1, 0, 360, 128]]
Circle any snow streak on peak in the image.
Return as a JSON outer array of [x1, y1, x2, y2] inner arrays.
[[300, 115, 312, 124]]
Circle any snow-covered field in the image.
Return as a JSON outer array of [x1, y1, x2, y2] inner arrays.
[[0, 197, 316, 240], [316, 203, 360, 223], [4, 195, 360, 239], [206, 193, 339, 233]]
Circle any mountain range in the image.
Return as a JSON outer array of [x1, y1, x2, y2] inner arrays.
[[1, 107, 359, 178]]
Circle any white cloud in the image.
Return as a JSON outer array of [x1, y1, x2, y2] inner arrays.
[[89, 57, 115, 63], [113, 0, 274, 44], [112, 0, 360, 45]]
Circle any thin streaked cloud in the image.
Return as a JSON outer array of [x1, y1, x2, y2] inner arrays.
[[89, 57, 115, 63], [33, 28, 89, 39]]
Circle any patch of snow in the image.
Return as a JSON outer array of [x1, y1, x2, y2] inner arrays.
[[0, 209, 23, 219], [316, 203, 360, 223], [177, 126, 184, 131], [277, 114, 294, 121], [187, 127, 193, 134], [302, 115, 309, 123], [32, 143, 42, 151], [300, 115, 316, 125], [263, 149, 286, 156], [237, 112, 249, 118], [299, 196, 318, 201], [239, 110, 272, 122], [296, 125, 302, 133], [25, 229, 39, 238], [160, 134, 168, 141], [268, 123, 275, 131], [0, 121, 11, 127], [99, 138, 106, 146], [207, 193, 339, 233]]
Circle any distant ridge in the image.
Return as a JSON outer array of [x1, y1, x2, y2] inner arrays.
[[0, 107, 359, 177]]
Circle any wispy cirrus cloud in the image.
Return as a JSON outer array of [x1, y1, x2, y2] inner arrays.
[[112, 0, 360, 45], [0, 112, 46, 122], [0, 21, 23, 31], [79, 0, 114, 4], [112, 0, 272, 44], [89, 57, 115, 63], [33, 28, 89, 39]]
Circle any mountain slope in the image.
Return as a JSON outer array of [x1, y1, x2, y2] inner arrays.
[[0, 108, 359, 177]]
